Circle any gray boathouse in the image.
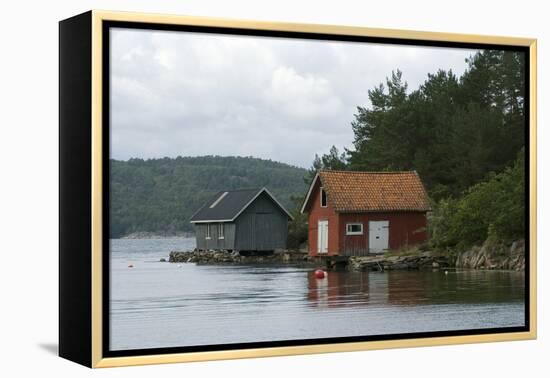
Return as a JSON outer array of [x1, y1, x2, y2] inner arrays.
[[190, 188, 293, 253]]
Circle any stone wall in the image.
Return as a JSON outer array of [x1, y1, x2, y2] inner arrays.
[[169, 250, 310, 264], [348, 251, 451, 271]]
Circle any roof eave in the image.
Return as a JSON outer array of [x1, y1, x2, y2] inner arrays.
[[300, 173, 320, 214], [232, 187, 294, 221], [190, 187, 294, 223], [191, 187, 294, 224], [190, 219, 234, 224]]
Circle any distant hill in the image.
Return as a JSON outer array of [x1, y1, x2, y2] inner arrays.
[[110, 156, 308, 238]]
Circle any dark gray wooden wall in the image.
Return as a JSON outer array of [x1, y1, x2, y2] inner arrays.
[[234, 192, 288, 251], [195, 223, 236, 250]]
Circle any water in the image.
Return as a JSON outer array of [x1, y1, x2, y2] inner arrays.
[[110, 238, 526, 351]]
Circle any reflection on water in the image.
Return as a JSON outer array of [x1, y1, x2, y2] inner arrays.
[[307, 270, 373, 307], [307, 270, 525, 308], [110, 238, 525, 351]]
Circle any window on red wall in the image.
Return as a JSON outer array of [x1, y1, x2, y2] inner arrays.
[[320, 187, 327, 207], [346, 223, 363, 235]]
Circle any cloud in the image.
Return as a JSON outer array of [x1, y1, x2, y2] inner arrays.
[[265, 66, 342, 121], [110, 28, 476, 168]]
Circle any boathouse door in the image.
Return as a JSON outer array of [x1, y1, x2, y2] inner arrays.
[[369, 221, 389, 253], [317, 220, 329, 254]]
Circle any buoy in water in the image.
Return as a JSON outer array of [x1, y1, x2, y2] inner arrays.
[[314, 269, 326, 279]]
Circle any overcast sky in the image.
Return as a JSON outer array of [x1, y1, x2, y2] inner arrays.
[[110, 28, 477, 168]]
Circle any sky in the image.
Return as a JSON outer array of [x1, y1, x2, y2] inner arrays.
[[110, 28, 478, 169]]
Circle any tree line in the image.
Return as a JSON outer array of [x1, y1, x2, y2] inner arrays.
[[110, 156, 308, 238]]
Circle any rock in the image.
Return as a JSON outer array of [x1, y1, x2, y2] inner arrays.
[[454, 238, 525, 271], [159, 258, 166, 262]]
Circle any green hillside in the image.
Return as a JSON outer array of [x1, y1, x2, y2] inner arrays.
[[110, 156, 308, 238]]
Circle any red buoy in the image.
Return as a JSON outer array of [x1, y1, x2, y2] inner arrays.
[[314, 269, 326, 279]]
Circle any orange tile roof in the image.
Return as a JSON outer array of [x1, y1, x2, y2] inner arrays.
[[318, 170, 431, 212]]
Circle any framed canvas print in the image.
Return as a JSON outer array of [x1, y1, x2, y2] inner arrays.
[[59, 10, 537, 368]]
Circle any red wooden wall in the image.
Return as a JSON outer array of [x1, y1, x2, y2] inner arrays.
[[307, 180, 340, 256], [338, 212, 427, 254]]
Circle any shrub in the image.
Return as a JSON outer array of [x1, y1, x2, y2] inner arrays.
[[430, 152, 524, 249]]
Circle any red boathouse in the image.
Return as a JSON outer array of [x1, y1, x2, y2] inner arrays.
[[300, 170, 431, 256]]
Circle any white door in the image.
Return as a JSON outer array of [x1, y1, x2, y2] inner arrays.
[[317, 220, 329, 254], [369, 221, 389, 253]]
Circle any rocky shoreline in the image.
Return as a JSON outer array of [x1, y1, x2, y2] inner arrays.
[[348, 251, 452, 271], [169, 250, 311, 265], [348, 239, 525, 272], [167, 238, 525, 272]]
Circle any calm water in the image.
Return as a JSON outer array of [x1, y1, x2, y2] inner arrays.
[[110, 238, 526, 351]]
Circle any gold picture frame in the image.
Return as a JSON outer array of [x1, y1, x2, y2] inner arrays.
[[59, 10, 537, 368]]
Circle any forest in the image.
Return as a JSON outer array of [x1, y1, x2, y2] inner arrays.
[[293, 49, 526, 250], [110, 156, 307, 238]]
